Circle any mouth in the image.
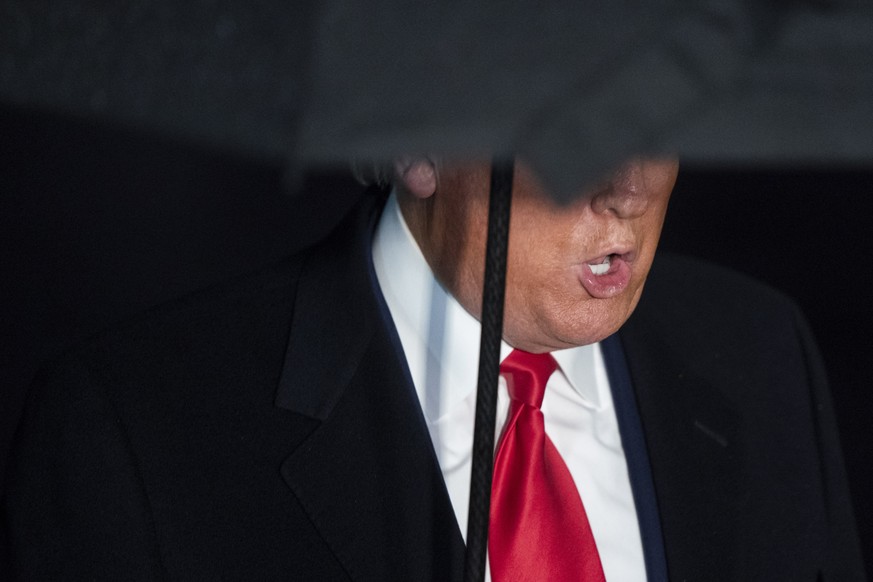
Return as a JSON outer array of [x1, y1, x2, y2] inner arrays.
[[584, 250, 635, 275], [587, 254, 614, 276], [578, 250, 635, 298]]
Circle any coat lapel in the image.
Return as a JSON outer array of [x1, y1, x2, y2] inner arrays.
[[619, 262, 746, 580], [274, 192, 465, 581]]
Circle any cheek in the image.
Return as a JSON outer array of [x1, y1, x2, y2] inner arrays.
[[635, 216, 668, 272], [505, 233, 564, 304]]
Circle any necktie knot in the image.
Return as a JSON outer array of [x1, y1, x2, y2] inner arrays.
[[499, 349, 557, 409]]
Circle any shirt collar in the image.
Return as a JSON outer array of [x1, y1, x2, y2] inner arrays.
[[372, 191, 602, 422]]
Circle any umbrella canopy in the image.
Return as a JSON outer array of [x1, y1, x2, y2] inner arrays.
[[3, 0, 872, 198], [298, 0, 873, 199], [0, 0, 312, 163]]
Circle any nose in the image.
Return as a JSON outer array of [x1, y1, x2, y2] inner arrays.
[[590, 161, 649, 219]]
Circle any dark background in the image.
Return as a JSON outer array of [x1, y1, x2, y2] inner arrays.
[[2, 105, 872, 575]]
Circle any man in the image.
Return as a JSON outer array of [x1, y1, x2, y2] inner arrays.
[[3, 157, 864, 580], [376, 157, 676, 581]]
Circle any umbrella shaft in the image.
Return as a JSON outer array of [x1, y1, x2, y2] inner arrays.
[[464, 158, 514, 582]]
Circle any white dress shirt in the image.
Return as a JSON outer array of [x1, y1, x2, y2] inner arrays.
[[372, 192, 647, 581]]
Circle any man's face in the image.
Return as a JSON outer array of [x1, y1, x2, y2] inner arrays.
[[398, 158, 678, 353]]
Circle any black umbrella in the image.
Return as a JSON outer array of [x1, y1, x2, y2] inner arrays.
[[4, 0, 872, 196], [1, 0, 311, 164], [298, 0, 873, 199]]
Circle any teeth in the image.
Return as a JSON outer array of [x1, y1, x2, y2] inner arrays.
[[589, 255, 611, 275]]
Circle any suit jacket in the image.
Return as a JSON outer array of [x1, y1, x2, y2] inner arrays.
[[3, 190, 864, 581]]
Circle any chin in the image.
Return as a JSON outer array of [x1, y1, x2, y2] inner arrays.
[[503, 285, 644, 352], [505, 320, 618, 353], [550, 300, 639, 350]]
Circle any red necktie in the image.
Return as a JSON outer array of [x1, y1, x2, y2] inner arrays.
[[489, 349, 606, 582]]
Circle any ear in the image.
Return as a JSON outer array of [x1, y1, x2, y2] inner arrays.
[[395, 157, 437, 199]]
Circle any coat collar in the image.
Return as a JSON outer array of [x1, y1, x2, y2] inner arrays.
[[274, 189, 465, 581], [274, 189, 383, 420]]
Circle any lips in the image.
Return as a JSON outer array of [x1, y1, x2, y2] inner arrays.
[[577, 251, 634, 298]]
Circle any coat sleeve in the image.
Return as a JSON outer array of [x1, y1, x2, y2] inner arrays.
[[2, 355, 166, 581], [794, 306, 867, 581]]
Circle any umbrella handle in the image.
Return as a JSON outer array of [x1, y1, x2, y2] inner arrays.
[[464, 158, 514, 582]]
